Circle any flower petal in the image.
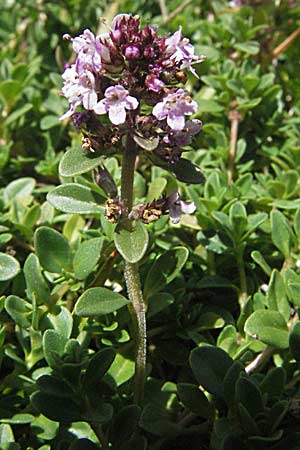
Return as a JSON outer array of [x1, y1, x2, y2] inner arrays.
[[93, 100, 107, 115], [180, 201, 196, 214], [108, 105, 126, 125], [167, 111, 185, 131]]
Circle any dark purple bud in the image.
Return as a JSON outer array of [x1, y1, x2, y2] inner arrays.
[[143, 47, 156, 59], [125, 45, 141, 59], [110, 29, 122, 44], [94, 166, 118, 198]]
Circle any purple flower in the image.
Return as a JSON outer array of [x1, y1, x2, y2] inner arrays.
[[64, 29, 103, 74], [93, 85, 138, 125], [60, 65, 98, 120], [152, 89, 198, 131], [168, 190, 196, 224], [165, 27, 203, 77], [145, 74, 165, 92], [164, 119, 202, 146]]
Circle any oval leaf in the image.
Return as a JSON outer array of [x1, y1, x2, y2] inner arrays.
[[190, 346, 233, 397], [114, 221, 149, 264], [59, 146, 103, 177], [0, 253, 20, 281], [245, 310, 289, 349], [75, 287, 130, 317], [34, 227, 71, 273], [73, 237, 104, 280], [47, 183, 104, 215], [144, 247, 188, 298]]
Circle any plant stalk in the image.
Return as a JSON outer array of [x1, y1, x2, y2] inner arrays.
[[121, 141, 147, 404]]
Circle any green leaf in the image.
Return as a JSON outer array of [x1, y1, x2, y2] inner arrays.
[[108, 353, 135, 386], [24, 254, 50, 304], [144, 247, 189, 298], [147, 292, 174, 318], [190, 346, 233, 397], [83, 348, 116, 388], [251, 250, 272, 276], [59, 147, 104, 177], [267, 270, 290, 322], [3, 177, 35, 205], [75, 287, 130, 317], [260, 367, 286, 398], [43, 329, 67, 368], [31, 392, 82, 423], [289, 322, 300, 363], [140, 404, 180, 437], [146, 177, 167, 203], [34, 227, 71, 273], [36, 375, 74, 397], [223, 361, 245, 407], [234, 41, 260, 55], [0, 424, 14, 443], [237, 403, 260, 435], [245, 310, 289, 349], [47, 183, 104, 215], [46, 306, 73, 340], [236, 377, 264, 417], [271, 210, 292, 258], [169, 159, 205, 184], [177, 383, 212, 418], [5, 295, 31, 328], [114, 221, 149, 264], [112, 405, 141, 449], [133, 133, 159, 151], [0, 253, 20, 281], [73, 237, 104, 280], [40, 115, 59, 130]]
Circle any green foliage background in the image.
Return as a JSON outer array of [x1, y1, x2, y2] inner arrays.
[[1, 0, 300, 449]]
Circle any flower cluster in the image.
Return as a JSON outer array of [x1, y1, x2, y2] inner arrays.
[[60, 14, 204, 160], [60, 14, 203, 223]]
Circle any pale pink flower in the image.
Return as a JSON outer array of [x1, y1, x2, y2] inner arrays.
[[152, 89, 198, 131], [93, 85, 138, 125]]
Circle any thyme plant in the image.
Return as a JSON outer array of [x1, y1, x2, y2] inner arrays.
[[55, 13, 204, 403]]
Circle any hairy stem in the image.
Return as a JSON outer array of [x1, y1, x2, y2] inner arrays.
[[121, 141, 147, 404], [227, 107, 241, 185], [236, 249, 247, 308]]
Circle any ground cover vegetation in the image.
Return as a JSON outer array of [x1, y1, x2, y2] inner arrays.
[[1, 0, 300, 449]]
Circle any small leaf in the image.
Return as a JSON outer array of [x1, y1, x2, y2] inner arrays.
[[0, 253, 20, 281], [236, 377, 264, 417], [234, 41, 260, 55], [114, 221, 149, 264], [177, 383, 212, 418], [43, 330, 67, 368], [271, 210, 292, 258], [108, 353, 135, 386], [144, 247, 189, 298], [190, 346, 233, 397], [169, 159, 205, 184], [59, 146, 104, 177], [3, 177, 35, 205], [146, 177, 167, 203], [24, 254, 50, 304], [245, 310, 289, 349], [133, 133, 159, 151], [260, 367, 286, 398], [84, 348, 116, 388], [73, 237, 104, 280], [47, 183, 104, 215], [75, 287, 130, 317], [5, 296, 31, 328], [267, 270, 290, 322], [34, 227, 71, 273], [289, 321, 300, 363], [31, 392, 82, 423]]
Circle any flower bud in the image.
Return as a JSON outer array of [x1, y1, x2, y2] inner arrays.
[[125, 45, 141, 59]]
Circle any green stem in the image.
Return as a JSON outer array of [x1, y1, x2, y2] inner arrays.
[[236, 248, 247, 308], [121, 140, 146, 404]]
